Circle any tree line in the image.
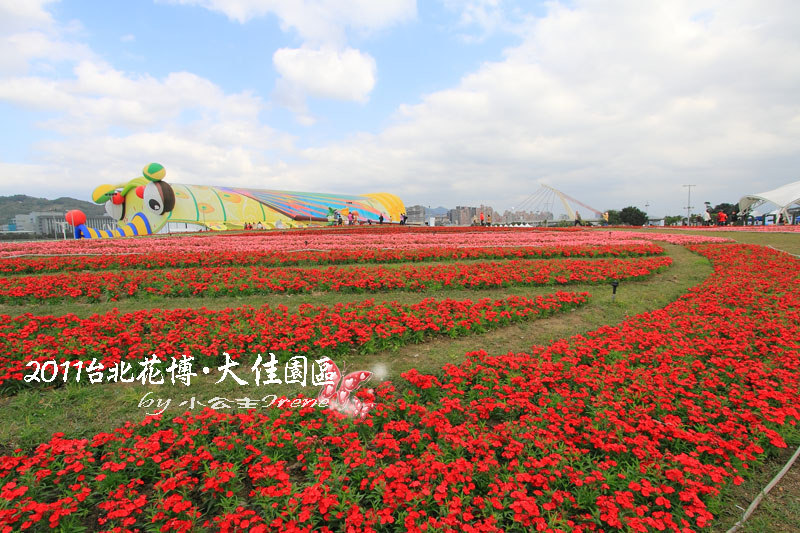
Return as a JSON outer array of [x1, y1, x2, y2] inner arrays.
[[605, 202, 739, 226]]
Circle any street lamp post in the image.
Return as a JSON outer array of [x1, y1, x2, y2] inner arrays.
[[683, 185, 695, 224]]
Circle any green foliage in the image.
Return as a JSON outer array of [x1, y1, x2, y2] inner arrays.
[[713, 202, 739, 222], [605, 209, 622, 225], [619, 206, 648, 226], [713, 203, 738, 216]]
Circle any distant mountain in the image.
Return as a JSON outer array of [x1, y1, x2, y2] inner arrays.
[[0, 195, 106, 224], [427, 206, 449, 216]]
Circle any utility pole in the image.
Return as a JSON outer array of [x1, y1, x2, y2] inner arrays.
[[683, 185, 695, 223]]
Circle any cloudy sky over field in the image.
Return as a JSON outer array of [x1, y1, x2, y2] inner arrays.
[[1, 0, 799, 216]]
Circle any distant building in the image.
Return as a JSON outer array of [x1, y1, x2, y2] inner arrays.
[[500, 209, 553, 224], [447, 206, 479, 226], [433, 214, 451, 226], [13, 214, 32, 232], [406, 205, 427, 225], [477, 205, 500, 225], [403, 204, 511, 226], [13, 212, 115, 236]]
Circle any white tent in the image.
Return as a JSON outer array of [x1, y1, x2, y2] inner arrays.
[[738, 180, 800, 221]]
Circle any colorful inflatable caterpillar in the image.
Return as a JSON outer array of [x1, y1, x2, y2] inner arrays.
[[66, 163, 405, 238]]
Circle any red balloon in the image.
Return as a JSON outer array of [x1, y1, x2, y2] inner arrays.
[[135, 185, 145, 198], [112, 192, 124, 205], [65, 210, 86, 226]]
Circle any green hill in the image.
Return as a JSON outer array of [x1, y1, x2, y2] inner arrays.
[[0, 195, 106, 225]]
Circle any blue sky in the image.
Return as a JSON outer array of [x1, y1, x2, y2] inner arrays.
[[1, 0, 799, 217]]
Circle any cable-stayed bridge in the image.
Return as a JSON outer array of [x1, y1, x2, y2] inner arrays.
[[514, 185, 605, 223]]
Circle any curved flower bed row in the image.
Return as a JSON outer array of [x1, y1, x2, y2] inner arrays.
[[594, 230, 734, 245], [0, 244, 796, 532], [0, 292, 589, 392], [663, 225, 800, 233], [0, 256, 671, 303], [0, 243, 663, 275], [0, 226, 727, 258]]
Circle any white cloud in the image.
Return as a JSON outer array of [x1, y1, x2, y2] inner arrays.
[[0, 0, 56, 32], [162, 0, 415, 43], [0, 162, 75, 198], [271, 43, 378, 122], [0, 105, 300, 197], [0, 24, 296, 199], [163, 0, 414, 120], [282, 0, 800, 212], [0, 61, 265, 135], [3, 0, 800, 216], [0, 0, 93, 74], [441, 0, 529, 41], [35, 130, 290, 193], [0, 1, 308, 201], [273, 46, 376, 103]]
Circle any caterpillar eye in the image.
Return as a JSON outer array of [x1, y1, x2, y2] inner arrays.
[[105, 199, 125, 220], [143, 181, 175, 215]]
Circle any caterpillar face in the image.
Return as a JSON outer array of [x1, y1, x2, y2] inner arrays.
[[143, 181, 175, 216]]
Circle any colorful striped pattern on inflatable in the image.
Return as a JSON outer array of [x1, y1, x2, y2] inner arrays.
[[73, 213, 151, 239]]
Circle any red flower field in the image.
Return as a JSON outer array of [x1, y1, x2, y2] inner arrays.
[[0, 255, 670, 303], [0, 242, 662, 274], [0, 228, 797, 532], [0, 291, 589, 392]]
